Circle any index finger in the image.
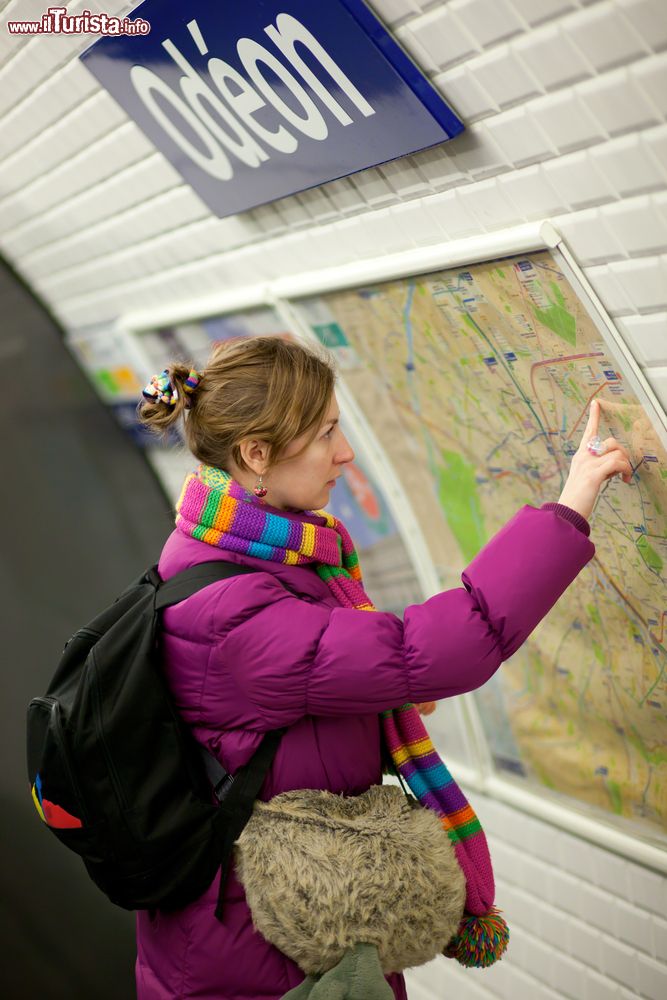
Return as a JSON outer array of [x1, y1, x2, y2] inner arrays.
[[585, 399, 600, 440]]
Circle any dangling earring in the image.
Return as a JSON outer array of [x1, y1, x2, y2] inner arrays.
[[253, 474, 267, 498]]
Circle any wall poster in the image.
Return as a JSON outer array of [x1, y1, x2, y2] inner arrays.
[[67, 326, 144, 402], [66, 325, 165, 447], [290, 249, 667, 843]]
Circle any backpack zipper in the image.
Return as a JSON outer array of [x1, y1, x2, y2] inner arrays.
[[89, 659, 129, 814], [63, 626, 101, 652], [32, 696, 92, 826]]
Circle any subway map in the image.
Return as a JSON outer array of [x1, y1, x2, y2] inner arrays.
[[295, 249, 667, 838]]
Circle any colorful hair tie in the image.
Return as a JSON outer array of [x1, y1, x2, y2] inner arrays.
[[183, 369, 201, 397], [142, 370, 176, 406], [141, 368, 201, 408]]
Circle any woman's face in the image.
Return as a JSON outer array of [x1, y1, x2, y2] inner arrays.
[[231, 393, 355, 512]]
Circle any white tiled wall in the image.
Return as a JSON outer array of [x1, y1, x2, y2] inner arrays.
[[405, 789, 667, 1000], [1, 1, 665, 996]]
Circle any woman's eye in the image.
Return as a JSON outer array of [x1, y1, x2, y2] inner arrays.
[[323, 428, 333, 438]]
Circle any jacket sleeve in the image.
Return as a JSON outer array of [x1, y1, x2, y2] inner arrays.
[[218, 505, 594, 726]]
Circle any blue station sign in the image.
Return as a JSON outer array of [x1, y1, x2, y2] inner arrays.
[[80, 0, 464, 218]]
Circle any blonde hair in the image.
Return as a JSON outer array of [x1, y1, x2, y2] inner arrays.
[[138, 335, 337, 474]]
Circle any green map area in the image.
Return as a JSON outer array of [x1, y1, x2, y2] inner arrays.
[[296, 250, 667, 838]]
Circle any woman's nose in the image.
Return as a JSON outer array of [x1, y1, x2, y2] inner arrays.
[[338, 435, 355, 465]]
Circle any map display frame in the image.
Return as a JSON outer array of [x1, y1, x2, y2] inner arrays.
[[282, 234, 667, 856]]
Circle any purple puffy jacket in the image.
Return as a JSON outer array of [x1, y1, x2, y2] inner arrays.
[[135, 502, 594, 999]]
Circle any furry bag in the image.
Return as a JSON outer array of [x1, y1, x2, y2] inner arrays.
[[234, 783, 467, 977]]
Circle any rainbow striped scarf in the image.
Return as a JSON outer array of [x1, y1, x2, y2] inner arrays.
[[177, 464, 505, 958]]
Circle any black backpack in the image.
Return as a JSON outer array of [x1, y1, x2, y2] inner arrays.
[[26, 560, 285, 920]]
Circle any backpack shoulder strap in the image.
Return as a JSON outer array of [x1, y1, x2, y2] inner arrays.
[[154, 561, 262, 610], [151, 557, 290, 920], [212, 726, 286, 921]]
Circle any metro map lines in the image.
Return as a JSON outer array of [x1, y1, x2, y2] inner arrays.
[[298, 248, 667, 837]]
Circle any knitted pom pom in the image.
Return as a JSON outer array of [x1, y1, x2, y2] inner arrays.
[[443, 907, 509, 968]]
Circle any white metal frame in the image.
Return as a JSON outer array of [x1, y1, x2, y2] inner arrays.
[[117, 220, 667, 872]]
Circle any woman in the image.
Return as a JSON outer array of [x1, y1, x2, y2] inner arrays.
[[136, 336, 632, 1000]]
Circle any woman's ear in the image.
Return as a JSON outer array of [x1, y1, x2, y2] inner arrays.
[[239, 438, 270, 474]]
